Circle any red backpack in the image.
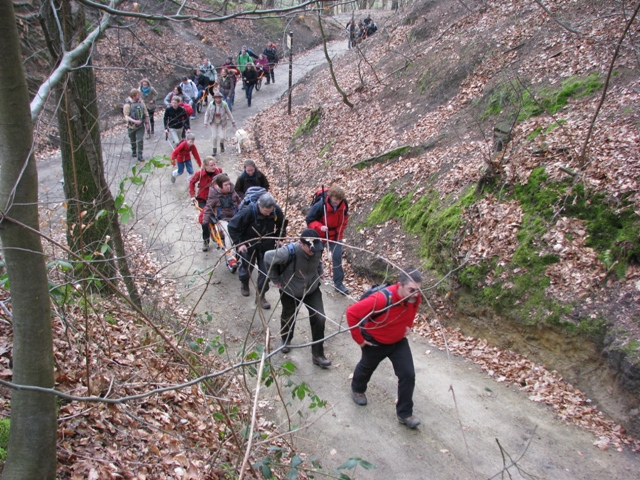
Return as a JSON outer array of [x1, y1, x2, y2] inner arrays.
[[181, 103, 194, 116], [311, 187, 329, 206]]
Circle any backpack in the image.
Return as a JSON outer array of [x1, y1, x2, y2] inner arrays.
[[181, 102, 194, 116], [125, 100, 144, 123], [360, 284, 393, 323], [217, 193, 238, 218], [311, 187, 329, 206], [274, 243, 297, 277], [240, 186, 267, 210]]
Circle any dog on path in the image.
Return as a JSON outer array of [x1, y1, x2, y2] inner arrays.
[[235, 129, 252, 154]]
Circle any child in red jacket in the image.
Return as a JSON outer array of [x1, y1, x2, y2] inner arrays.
[[171, 133, 202, 183]]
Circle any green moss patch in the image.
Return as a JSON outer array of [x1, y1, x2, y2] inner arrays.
[[293, 107, 322, 139], [463, 166, 639, 325], [365, 187, 475, 270], [482, 73, 603, 121], [0, 417, 10, 462]]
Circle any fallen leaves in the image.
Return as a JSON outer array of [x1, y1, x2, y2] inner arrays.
[[415, 317, 640, 453]]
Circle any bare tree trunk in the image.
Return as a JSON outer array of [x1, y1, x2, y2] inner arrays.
[[0, 1, 57, 478], [317, 13, 353, 108], [44, 0, 141, 307]]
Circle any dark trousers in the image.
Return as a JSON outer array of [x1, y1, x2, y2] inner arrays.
[[351, 337, 415, 418], [148, 109, 155, 132], [198, 200, 209, 241], [128, 126, 144, 156], [238, 248, 269, 295], [280, 287, 325, 356]]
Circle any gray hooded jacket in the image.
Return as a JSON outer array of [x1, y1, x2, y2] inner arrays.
[[264, 242, 324, 298]]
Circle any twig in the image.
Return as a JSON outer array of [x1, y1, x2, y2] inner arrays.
[[579, 0, 640, 164], [239, 328, 269, 480]]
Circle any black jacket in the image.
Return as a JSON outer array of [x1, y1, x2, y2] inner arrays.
[[228, 204, 286, 252], [163, 105, 190, 130], [263, 47, 278, 66], [234, 170, 270, 198], [194, 74, 210, 90], [242, 68, 259, 86]]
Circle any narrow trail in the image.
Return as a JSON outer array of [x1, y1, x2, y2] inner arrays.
[[37, 37, 640, 479]]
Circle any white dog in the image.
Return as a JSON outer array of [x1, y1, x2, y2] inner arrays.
[[235, 129, 252, 154]]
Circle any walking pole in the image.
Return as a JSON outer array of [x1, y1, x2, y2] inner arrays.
[[321, 184, 332, 282]]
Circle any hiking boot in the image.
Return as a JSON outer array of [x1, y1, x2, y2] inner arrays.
[[170, 173, 176, 184], [132, 152, 137, 158], [202, 241, 209, 252], [220, 142, 225, 153], [352, 391, 367, 406], [256, 295, 271, 310], [212, 148, 217, 156], [335, 284, 350, 295], [397, 415, 421, 429], [240, 282, 250, 297], [312, 355, 332, 369], [281, 341, 290, 354], [137, 155, 144, 162]]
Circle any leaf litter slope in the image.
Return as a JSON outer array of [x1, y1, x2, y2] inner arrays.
[[16, 4, 640, 479], [135, 35, 638, 480]]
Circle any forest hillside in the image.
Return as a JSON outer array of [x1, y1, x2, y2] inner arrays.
[[241, 0, 640, 437]]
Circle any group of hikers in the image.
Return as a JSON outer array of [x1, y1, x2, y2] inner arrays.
[[123, 37, 423, 429], [346, 15, 378, 49], [187, 157, 423, 428], [123, 43, 279, 161]]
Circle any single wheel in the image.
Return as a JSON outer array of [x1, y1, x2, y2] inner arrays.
[[196, 101, 202, 113], [255, 78, 262, 92], [227, 254, 239, 274]]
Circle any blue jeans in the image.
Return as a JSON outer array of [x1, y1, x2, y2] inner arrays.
[[175, 160, 194, 176], [245, 84, 255, 106], [329, 241, 344, 286], [352, 337, 415, 418], [222, 91, 235, 112]]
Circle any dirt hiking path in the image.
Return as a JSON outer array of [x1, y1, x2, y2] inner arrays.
[[38, 36, 640, 479]]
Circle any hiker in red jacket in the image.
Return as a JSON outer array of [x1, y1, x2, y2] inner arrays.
[[347, 267, 423, 429], [306, 185, 350, 295], [190, 157, 223, 248], [170, 133, 202, 183]]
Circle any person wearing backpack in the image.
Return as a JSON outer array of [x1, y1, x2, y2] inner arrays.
[[218, 68, 236, 111], [202, 174, 241, 262], [264, 229, 331, 368], [234, 160, 270, 199], [199, 57, 218, 85], [263, 42, 278, 84], [164, 96, 191, 149], [228, 193, 286, 309], [204, 91, 236, 156], [306, 185, 350, 295], [180, 76, 199, 119], [346, 267, 423, 429], [123, 88, 150, 161]]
